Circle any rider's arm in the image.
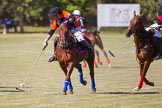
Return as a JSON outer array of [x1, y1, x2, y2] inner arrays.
[[78, 17, 87, 32], [43, 20, 58, 46]]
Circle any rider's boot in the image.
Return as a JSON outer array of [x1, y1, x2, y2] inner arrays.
[[79, 40, 93, 55], [153, 37, 162, 60], [48, 36, 59, 62]]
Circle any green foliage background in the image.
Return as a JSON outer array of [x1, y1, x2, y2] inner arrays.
[[0, 0, 161, 32]]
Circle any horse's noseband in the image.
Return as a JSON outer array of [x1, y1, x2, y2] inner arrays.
[[129, 23, 139, 35]]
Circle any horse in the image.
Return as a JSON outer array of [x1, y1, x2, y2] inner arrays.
[[82, 30, 111, 68], [125, 11, 155, 91], [55, 22, 96, 95]]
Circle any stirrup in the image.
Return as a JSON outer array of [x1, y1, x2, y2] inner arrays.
[[154, 55, 162, 60], [48, 55, 57, 62]]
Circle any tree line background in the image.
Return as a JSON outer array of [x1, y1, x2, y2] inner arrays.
[[0, 0, 160, 32]]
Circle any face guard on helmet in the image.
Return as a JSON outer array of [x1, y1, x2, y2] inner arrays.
[[72, 10, 81, 16], [48, 7, 61, 17]]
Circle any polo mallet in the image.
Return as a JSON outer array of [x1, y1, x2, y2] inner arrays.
[[16, 46, 46, 91], [108, 41, 132, 57]]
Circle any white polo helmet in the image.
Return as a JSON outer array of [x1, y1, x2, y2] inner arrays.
[[72, 10, 81, 16]]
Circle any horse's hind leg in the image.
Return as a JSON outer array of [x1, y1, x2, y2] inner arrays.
[[95, 49, 102, 66], [83, 60, 87, 68], [144, 77, 154, 87], [102, 48, 111, 67], [75, 64, 87, 86], [96, 37, 111, 67]]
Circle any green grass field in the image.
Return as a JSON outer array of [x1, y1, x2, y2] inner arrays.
[[0, 31, 162, 108]]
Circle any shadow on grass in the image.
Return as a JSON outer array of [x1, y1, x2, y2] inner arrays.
[[111, 66, 138, 69], [0, 90, 19, 92], [0, 86, 29, 92], [94, 66, 138, 69], [96, 91, 160, 95]]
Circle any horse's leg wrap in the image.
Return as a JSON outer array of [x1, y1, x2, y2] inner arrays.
[[68, 81, 73, 91], [83, 61, 87, 68], [63, 80, 69, 92], [106, 57, 111, 64], [79, 73, 84, 84], [137, 76, 144, 89], [91, 78, 96, 89]]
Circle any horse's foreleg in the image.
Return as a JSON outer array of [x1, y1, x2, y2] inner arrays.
[[75, 64, 87, 86], [134, 61, 152, 91], [60, 63, 74, 95], [87, 58, 96, 92]]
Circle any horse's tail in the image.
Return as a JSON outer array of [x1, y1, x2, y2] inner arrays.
[[93, 30, 100, 37]]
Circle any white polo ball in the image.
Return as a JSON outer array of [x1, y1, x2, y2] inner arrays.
[[20, 83, 24, 88]]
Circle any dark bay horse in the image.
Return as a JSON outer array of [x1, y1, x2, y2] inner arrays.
[[82, 31, 111, 68], [55, 22, 96, 95], [125, 11, 155, 91]]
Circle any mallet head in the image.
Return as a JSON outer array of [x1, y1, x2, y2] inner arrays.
[[108, 50, 115, 57]]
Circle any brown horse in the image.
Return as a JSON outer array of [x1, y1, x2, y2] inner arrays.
[[55, 22, 96, 95], [125, 11, 155, 91], [82, 31, 111, 68]]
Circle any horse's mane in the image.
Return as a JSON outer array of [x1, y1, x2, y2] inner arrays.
[[58, 22, 75, 49]]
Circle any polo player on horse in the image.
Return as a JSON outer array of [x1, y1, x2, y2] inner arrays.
[[43, 7, 93, 62], [146, 0, 162, 60]]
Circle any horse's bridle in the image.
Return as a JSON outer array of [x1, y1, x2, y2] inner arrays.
[[127, 21, 140, 35], [58, 29, 74, 49]]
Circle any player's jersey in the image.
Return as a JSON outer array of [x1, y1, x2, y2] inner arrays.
[[50, 11, 80, 31], [157, 6, 162, 25], [75, 15, 87, 32]]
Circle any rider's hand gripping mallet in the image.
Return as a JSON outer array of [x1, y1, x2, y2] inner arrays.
[[16, 46, 46, 91], [108, 41, 131, 57]]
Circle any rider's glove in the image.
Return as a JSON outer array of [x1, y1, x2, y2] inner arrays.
[[43, 38, 48, 47]]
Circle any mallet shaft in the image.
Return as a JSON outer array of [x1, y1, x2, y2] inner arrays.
[[113, 41, 131, 53]]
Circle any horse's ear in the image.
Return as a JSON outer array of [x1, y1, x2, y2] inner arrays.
[[140, 13, 144, 18], [133, 11, 136, 17]]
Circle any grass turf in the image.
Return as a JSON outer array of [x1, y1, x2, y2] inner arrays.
[[0, 32, 162, 108]]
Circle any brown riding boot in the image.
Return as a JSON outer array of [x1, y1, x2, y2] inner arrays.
[[79, 40, 93, 55], [48, 36, 59, 62], [153, 37, 162, 60], [48, 54, 57, 62]]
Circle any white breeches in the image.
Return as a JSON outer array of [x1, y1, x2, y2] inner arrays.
[[145, 23, 162, 38], [71, 27, 85, 42]]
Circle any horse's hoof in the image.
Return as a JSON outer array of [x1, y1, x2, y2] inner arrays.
[[83, 80, 87, 86], [150, 82, 155, 87], [108, 64, 111, 68], [100, 62, 103, 65], [133, 87, 140, 92], [69, 90, 73, 94], [62, 91, 67, 95], [91, 88, 96, 93]]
